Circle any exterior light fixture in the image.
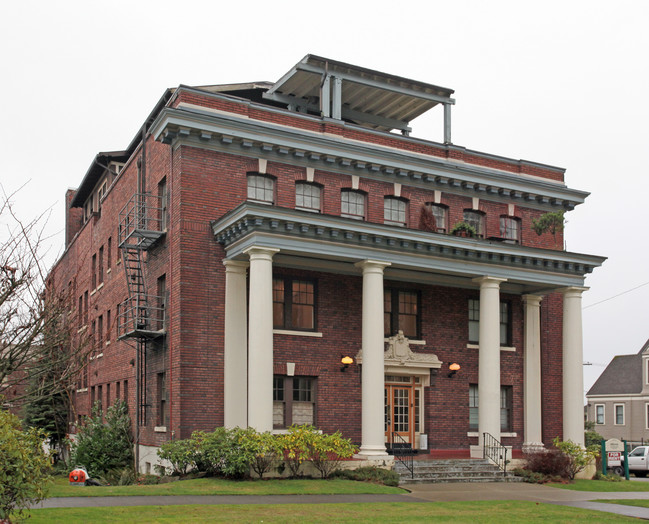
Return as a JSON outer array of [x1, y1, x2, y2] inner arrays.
[[341, 355, 354, 372], [448, 362, 461, 378]]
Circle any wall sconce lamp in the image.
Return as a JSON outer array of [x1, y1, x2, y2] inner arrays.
[[448, 362, 461, 378], [341, 355, 354, 372]]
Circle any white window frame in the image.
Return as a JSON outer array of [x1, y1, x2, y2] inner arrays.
[[295, 182, 321, 213], [341, 189, 365, 220], [384, 196, 407, 227], [499, 216, 521, 243], [247, 174, 275, 204], [614, 403, 625, 426], [595, 404, 605, 425], [427, 203, 448, 233]]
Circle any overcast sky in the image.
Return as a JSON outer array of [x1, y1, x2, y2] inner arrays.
[[1, 0, 647, 397]]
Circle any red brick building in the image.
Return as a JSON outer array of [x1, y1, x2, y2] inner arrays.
[[50, 55, 605, 471]]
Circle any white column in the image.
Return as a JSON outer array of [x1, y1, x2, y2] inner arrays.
[[473, 276, 506, 455], [522, 294, 544, 453], [563, 287, 587, 446], [355, 260, 391, 459], [244, 247, 279, 432], [223, 260, 248, 429]]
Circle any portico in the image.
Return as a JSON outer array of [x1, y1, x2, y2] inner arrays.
[[214, 202, 603, 457]]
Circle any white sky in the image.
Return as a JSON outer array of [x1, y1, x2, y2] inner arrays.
[[1, 0, 648, 398]]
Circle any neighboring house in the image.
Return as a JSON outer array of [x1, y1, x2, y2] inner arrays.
[[586, 339, 649, 443], [47, 55, 605, 472]]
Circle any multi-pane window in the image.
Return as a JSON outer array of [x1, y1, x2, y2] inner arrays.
[[463, 210, 485, 238], [615, 404, 625, 425], [98, 246, 104, 285], [469, 385, 513, 432], [273, 376, 316, 428], [91, 254, 97, 289], [247, 174, 275, 204], [384, 197, 407, 227], [107, 237, 112, 271], [158, 177, 168, 230], [468, 299, 511, 346], [595, 404, 604, 424], [427, 203, 448, 232], [157, 372, 167, 427], [384, 289, 420, 338], [157, 274, 166, 331], [97, 315, 103, 347], [295, 182, 321, 213], [469, 384, 479, 431], [500, 216, 521, 243], [273, 277, 315, 331], [500, 386, 513, 432], [341, 189, 365, 220]]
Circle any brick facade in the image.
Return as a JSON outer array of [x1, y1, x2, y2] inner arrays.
[[48, 57, 602, 465]]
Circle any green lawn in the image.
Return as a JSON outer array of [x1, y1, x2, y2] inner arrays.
[[48, 475, 403, 498], [25, 501, 639, 523], [548, 479, 649, 492]]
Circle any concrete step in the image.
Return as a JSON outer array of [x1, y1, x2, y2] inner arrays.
[[394, 458, 521, 484]]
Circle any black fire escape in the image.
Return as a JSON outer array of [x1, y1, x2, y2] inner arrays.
[[117, 193, 165, 427]]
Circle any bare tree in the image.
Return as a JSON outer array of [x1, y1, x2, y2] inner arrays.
[[1, 185, 91, 448]]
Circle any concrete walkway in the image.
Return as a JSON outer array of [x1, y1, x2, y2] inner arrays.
[[35, 482, 649, 519]]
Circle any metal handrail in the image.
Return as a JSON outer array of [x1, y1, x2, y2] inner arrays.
[[392, 432, 414, 479], [483, 432, 508, 475]]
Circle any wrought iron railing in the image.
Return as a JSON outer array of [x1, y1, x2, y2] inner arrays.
[[483, 432, 508, 475], [391, 432, 414, 479]]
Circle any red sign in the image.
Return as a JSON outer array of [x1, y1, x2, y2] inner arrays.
[[608, 451, 621, 467]]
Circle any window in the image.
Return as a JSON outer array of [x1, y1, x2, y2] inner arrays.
[[106, 383, 111, 408], [500, 216, 521, 243], [98, 246, 104, 285], [97, 315, 103, 348], [97, 180, 108, 202], [158, 177, 168, 230], [468, 299, 511, 346], [91, 254, 97, 289], [157, 274, 166, 331], [295, 182, 321, 213], [595, 404, 605, 425], [84, 291, 89, 325], [463, 210, 485, 238], [501, 386, 513, 432], [646, 404, 649, 429], [469, 384, 513, 432], [116, 381, 121, 401], [157, 372, 167, 427], [106, 309, 111, 342], [384, 288, 420, 338], [123, 380, 128, 404], [78, 295, 83, 327], [341, 189, 365, 220], [615, 404, 625, 425], [426, 203, 448, 233], [384, 197, 407, 227], [273, 277, 315, 331], [91, 320, 96, 352], [97, 385, 103, 414], [273, 376, 316, 428], [107, 237, 112, 271], [469, 384, 479, 431], [247, 173, 275, 204]]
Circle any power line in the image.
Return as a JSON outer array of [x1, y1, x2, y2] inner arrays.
[[583, 280, 649, 310]]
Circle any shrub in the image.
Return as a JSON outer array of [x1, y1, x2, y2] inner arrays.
[[191, 427, 257, 479], [248, 430, 282, 479], [553, 437, 599, 480], [279, 425, 317, 478], [332, 466, 400, 487], [512, 467, 550, 484], [584, 430, 603, 448], [69, 399, 133, 477], [158, 437, 197, 476], [102, 467, 135, 486], [0, 408, 51, 522], [308, 431, 357, 478], [523, 450, 572, 479]]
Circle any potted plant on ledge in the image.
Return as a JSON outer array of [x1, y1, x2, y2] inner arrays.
[[450, 221, 477, 238]]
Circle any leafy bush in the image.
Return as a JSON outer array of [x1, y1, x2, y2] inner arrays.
[[158, 437, 197, 476], [308, 431, 357, 478], [332, 466, 400, 486], [0, 408, 51, 522], [248, 430, 282, 479], [191, 427, 257, 479], [70, 399, 133, 477], [279, 425, 317, 478], [584, 430, 603, 448], [553, 437, 599, 480], [511, 467, 555, 484], [593, 471, 622, 482], [523, 450, 572, 479], [102, 467, 135, 486]]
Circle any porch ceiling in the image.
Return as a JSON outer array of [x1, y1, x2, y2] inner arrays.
[[211, 203, 605, 294]]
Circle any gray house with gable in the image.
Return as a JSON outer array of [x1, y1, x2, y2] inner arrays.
[[586, 339, 649, 443]]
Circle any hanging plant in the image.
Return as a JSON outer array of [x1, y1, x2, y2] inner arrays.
[[450, 221, 477, 238]]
